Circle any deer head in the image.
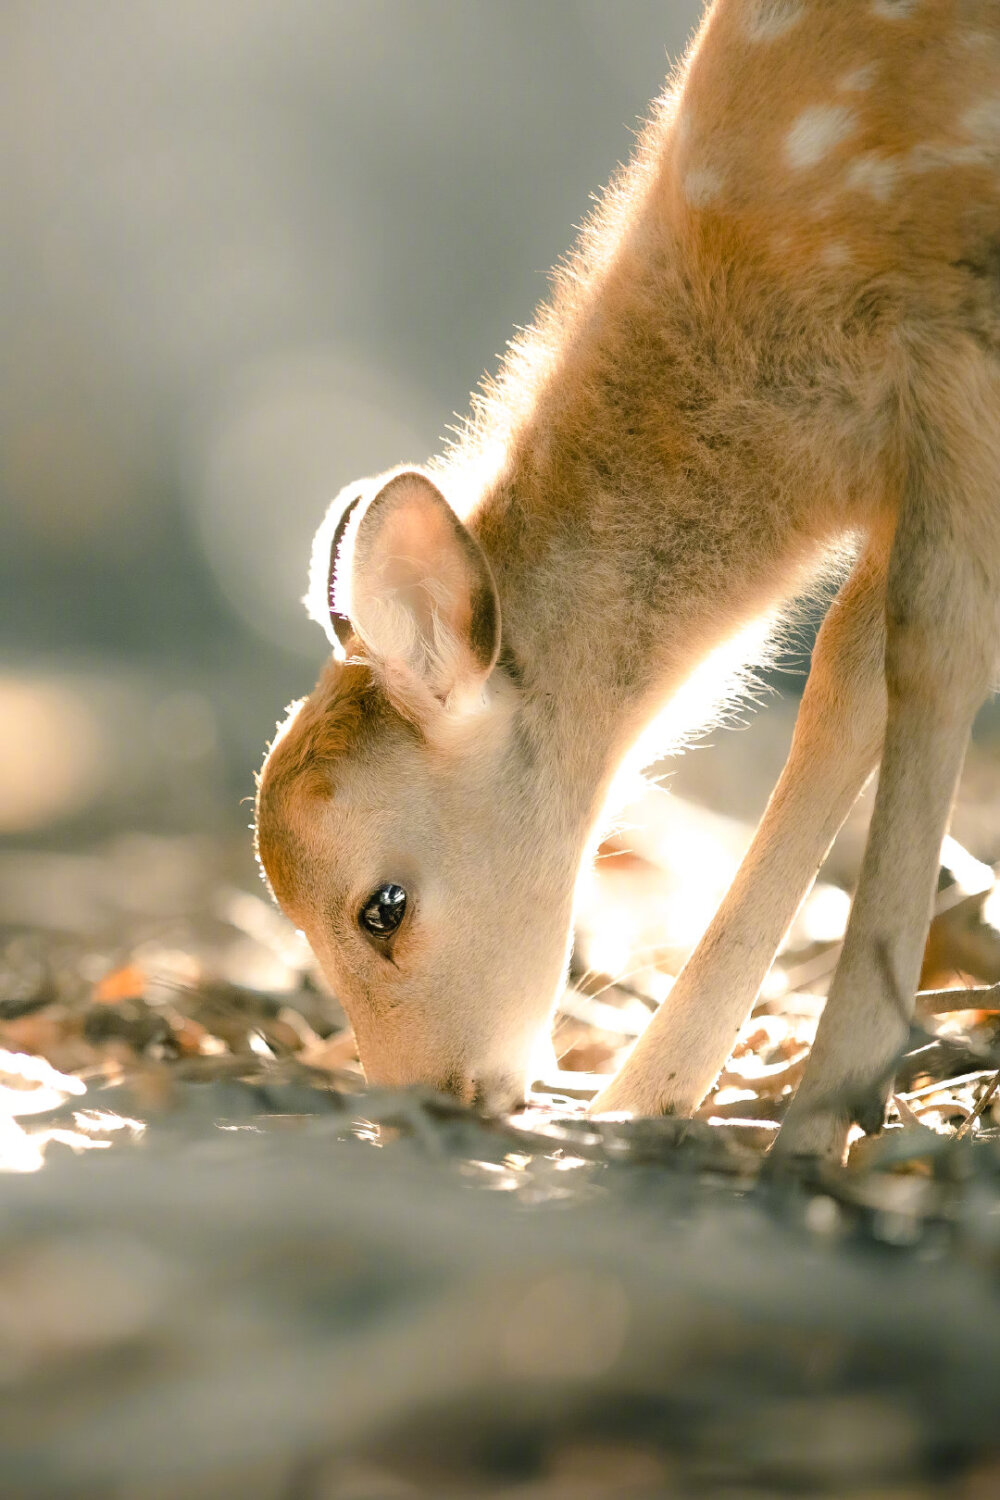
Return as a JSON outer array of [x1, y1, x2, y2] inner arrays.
[[255, 469, 578, 1110]]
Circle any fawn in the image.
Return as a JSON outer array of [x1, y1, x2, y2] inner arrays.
[[256, 0, 1000, 1159]]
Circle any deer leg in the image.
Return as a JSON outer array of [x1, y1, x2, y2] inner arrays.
[[593, 539, 890, 1117], [776, 459, 1000, 1161]]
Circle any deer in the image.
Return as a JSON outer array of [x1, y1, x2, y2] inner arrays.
[[255, 0, 1000, 1161]]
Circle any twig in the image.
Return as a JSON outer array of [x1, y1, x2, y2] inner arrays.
[[955, 1069, 1000, 1140], [892, 1093, 925, 1129], [915, 982, 1000, 1016], [557, 988, 646, 1036], [898, 1069, 997, 1101]]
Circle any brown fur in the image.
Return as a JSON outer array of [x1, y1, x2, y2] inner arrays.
[[255, 656, 385, 910]]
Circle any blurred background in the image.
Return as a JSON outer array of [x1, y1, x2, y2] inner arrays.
[[0, 0, 706, 851]]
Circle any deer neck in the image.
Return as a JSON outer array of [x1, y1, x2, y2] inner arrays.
[[466, 429, 731, 844], [453, 221, 807, 843]]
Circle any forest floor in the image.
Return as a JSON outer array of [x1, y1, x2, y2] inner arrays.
[[3, 714, 1000, 1498]]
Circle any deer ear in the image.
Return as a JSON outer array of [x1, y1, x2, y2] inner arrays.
[[334, 471, 501, 719], [306, 481, 364, 654]]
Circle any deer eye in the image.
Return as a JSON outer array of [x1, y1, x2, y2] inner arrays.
[[359, 883, 407, 938]]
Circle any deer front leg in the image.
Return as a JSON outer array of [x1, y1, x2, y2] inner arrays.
[[776, 476, 1000, 1161], [593, 542, 889, 1118]]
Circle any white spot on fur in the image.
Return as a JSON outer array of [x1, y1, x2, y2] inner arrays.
[[785, 105, 857, 169], [905, 141, 982, 171], [820, 240, 851, 267], [838, 65, 877, 92], [906, 99, 1000, 174], [745, 1, 803, 42], [962, 97, 1000, 148], [684, 167, 724, 207], [872, 0, 918, 17], [844, 153, 900, 200]]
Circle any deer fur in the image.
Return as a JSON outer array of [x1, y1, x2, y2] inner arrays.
[[256, 0, 1000, 1158]]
